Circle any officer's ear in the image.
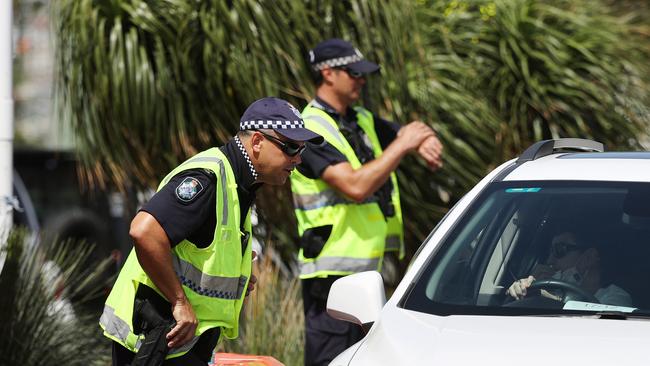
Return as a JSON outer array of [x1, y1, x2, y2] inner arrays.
[[321, 67, 337, 84], [250, 131, 265, 154]]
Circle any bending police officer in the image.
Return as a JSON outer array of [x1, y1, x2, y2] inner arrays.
[[100, 97, 322, 365]]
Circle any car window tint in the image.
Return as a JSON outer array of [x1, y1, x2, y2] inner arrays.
[[403, 181, 650, 317]]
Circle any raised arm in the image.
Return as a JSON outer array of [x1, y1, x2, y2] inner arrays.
[[322, 121, 434, 202]]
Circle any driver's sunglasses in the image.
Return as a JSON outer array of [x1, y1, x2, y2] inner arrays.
[[336, 66, 364, 79], [256, 130, 305, 157], [551, 241, 581, 258]]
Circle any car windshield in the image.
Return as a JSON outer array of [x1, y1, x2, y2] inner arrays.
[[403, 181, 650, 317]]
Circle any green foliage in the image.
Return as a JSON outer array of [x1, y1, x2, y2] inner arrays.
[[401, 0, 650, 242], [52, 0, 410, 187], [219, 250, 304, 364], [52, 0, 650, 259], [418, 0, 649, 161], [0, 228, 111, 366]]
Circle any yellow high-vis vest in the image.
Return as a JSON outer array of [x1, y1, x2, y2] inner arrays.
[[353, 108, 405, 259], [100, 148, 252, 359], [290, 102, 404, 279]]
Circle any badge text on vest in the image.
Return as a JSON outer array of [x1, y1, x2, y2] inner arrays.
[[176, 177, 204, 202]]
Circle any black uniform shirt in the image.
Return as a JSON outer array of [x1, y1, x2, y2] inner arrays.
[[297, 96, 401, 179], [141, 138, 261, 248]]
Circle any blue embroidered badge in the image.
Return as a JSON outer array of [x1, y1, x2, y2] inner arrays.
[[175, 177, 204, 202]]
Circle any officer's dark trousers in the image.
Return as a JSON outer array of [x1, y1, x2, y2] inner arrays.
[[112, 336, 217, 366], [302, 277, 364, 366]]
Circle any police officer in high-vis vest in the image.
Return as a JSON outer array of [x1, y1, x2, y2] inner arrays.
[[291, 39, 444, 366], [100, 97, 322, 366]]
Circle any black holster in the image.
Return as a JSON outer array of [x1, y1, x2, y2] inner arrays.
[[300, 225, 332, 259], [130, 298, 176, 366]]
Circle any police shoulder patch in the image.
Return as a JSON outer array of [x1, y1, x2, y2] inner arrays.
[[175, 176, 204, 202]]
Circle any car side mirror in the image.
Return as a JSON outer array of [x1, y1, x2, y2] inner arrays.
[[326, 271, 386, 330]]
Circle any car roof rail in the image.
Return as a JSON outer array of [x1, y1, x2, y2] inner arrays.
[[517, 138, 604, 163]]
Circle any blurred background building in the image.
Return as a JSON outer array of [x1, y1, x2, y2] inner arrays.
[[14, 0, 72, 149]]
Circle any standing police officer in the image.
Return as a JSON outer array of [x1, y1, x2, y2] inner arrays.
[[291, 39, 443, 365], [100, 97, 322, 365]]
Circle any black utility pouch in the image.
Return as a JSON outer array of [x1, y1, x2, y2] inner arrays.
[[133, 286, 172, 332], [132, 295, 175, 366], [133, 298, 165, 334], [300, 225, 332, 259]]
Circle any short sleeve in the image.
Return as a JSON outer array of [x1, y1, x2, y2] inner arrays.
[[140, 169, 216, 246], [297, 141, 348, 179]]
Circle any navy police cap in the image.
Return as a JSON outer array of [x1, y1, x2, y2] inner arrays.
[[309, 38, 380, 75], [240, 97, 324, 144]]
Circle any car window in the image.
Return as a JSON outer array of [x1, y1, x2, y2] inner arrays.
[[403, 181, 650, 317]]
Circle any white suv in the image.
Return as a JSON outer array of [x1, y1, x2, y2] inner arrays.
[[328, 138, 650, 366]]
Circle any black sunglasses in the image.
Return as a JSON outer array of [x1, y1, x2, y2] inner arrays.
[[337, 67, 364, 79], [551, 241, 582, 258], [257, 131, 305, 157]]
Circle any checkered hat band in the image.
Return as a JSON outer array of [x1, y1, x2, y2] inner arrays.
[[313, 54, 363, 71], [240, 120, 305, 130]]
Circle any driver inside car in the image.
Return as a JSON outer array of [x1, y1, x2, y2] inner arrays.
[[506, 231, 633, 307]]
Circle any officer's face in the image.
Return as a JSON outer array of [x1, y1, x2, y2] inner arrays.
[[252, 131, 303, 185], [330, 67, 366, 104]]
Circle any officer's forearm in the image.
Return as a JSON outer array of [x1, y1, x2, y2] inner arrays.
[[135, 240, 187, 305], [130, 212, 188, 305], [322, 144, 406, 202]]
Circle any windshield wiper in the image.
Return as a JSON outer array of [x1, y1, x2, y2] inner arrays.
[[505, 310, 650, 319], [593, 311, 650, 320]]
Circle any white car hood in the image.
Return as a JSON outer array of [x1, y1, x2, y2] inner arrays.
[[339, 308, 650, 366]]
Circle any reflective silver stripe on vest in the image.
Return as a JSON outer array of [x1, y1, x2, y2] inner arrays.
[[293, 189, 348, 211], [100, 304, 200, 355], [304, 114, 346, 146], [300, 257, 380, 276], [173, 254, 247, 299], [181, 156, 228, 225], [100, 304, 142, 349], [293, 189, 379, 211], [385, 235, 401, 251]]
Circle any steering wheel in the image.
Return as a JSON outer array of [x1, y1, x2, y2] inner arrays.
[[528, 279, 600, 304]]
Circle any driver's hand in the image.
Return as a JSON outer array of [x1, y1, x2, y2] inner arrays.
[[506, 276, 535, 300]]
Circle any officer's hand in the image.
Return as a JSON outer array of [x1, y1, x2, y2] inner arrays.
[[416, 135, 443, 171], [506, 275, 535, 300], [167, 297, 198, 349], [246, 274, 257, 297], [396, 121, 435, 152]]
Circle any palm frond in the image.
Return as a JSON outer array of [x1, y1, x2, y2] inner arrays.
[[0, 228, 110, 366]]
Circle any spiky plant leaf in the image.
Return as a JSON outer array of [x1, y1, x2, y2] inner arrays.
[[0, 228, 111, 365]]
